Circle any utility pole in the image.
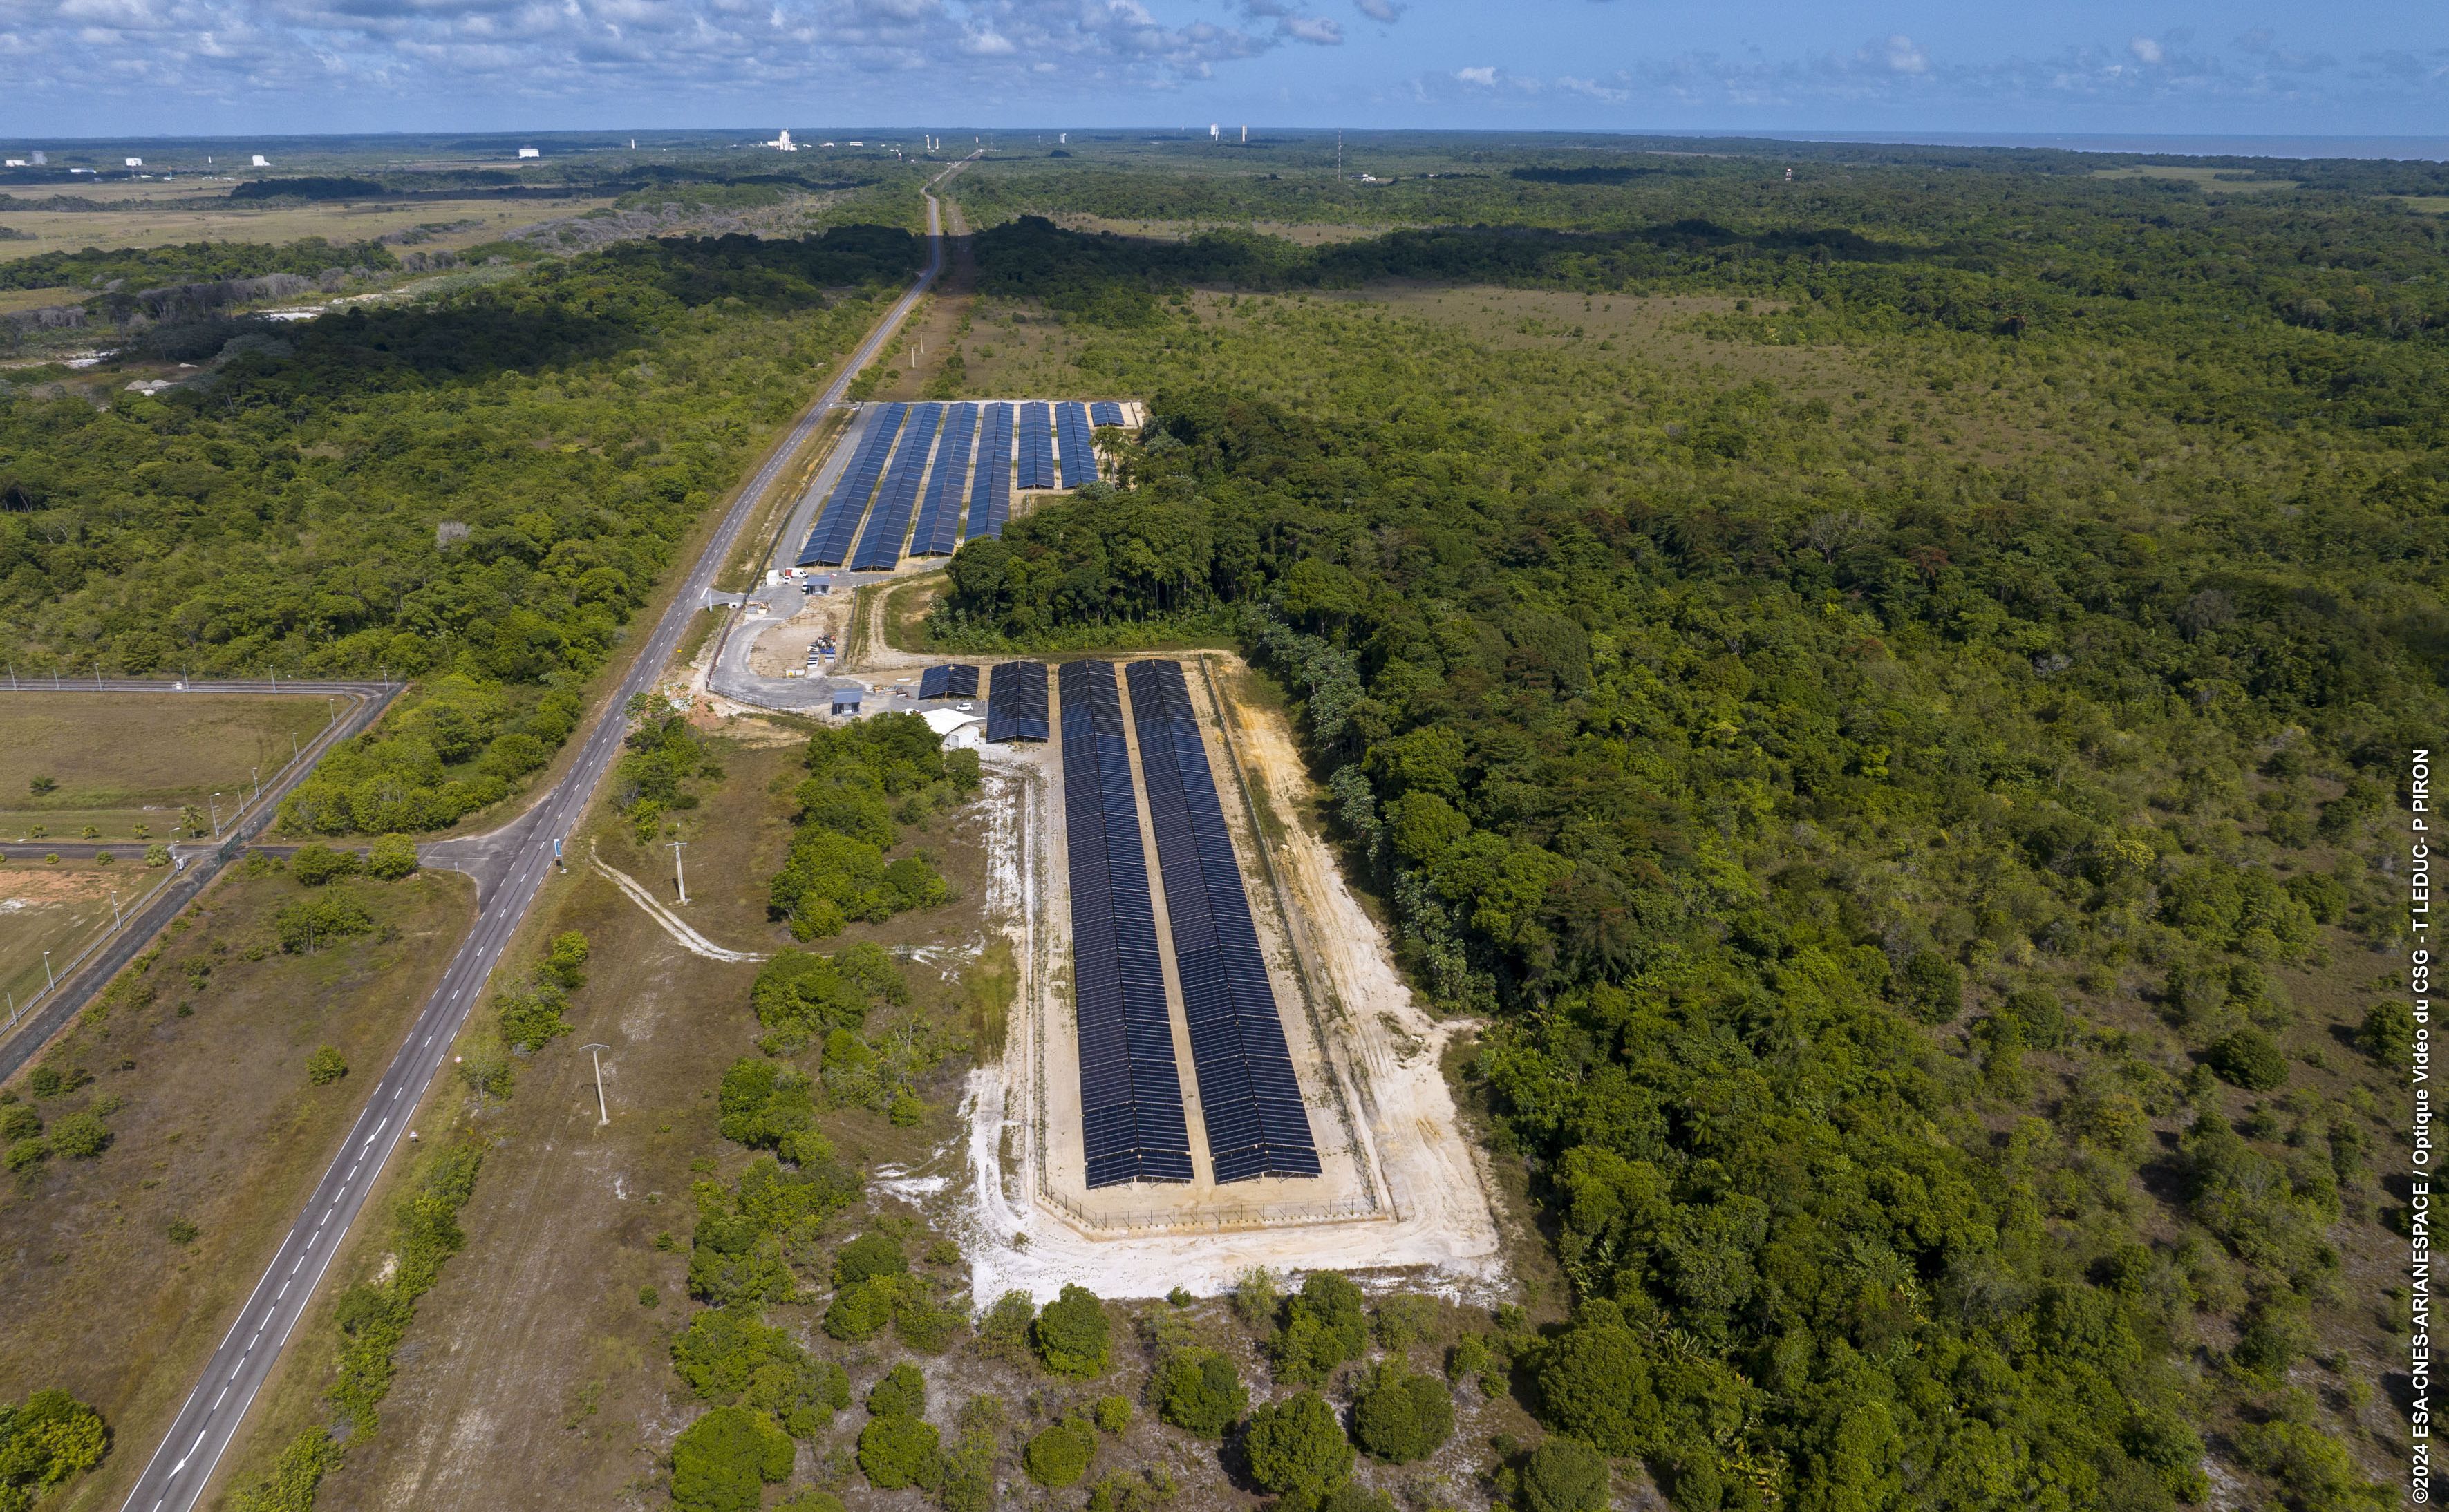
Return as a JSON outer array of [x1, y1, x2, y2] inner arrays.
[[209, 793, 222, 840], [252, 765, 261, 806], [668, 840, 688, 905], [110, 889, 121, 929], [44, 952, 55, 992], [581, 1043, 611, 1125], [292, 730, 299, 762]]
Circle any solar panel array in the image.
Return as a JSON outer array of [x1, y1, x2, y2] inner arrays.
[[1125, 660, 1322, 1182], [984, 659, 1049, 743], [798, 403, 906, 566], [850, 403, 943, 571], [909, 404, 977, 557], [1062, 660, 1194, 1187], [1089, 401, 1125, 428], [918, 663, 979, 700], [1017, 402, 1056, 490], [1055, 401, 1098, 489], [969, 403, 1013, 540]]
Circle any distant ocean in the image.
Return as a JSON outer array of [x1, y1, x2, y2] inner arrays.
[[1747, 131, 2449, 162]]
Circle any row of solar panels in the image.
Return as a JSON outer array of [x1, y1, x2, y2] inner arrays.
[[1056, 659, 1320, 1189], [1126, 661, 1322, 1182], [795, 401, 1124, 570], [1062, 660, 1196, 1187]]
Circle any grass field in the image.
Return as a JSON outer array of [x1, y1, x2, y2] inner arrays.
[[0, 856, 168, 1021], [0, 861, 475, 1512], [0, 191, 615, 267], [2090, 164, 2300, 192], [0, 692, 333, 840]]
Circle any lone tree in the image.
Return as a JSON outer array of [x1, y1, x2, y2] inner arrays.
[[1351, 1361, 1453, 1464], [1156, 1348, 1247, 1437], [1033, 1283, 1111, 1377], [668, 1405, 791, 1512]]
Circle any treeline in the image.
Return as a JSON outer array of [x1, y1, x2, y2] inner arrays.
[[0, 227, 921, 834], [0, 236, 402, 293]]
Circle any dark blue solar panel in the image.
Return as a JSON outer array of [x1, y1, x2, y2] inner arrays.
[[1089, 401, 1125, 428], [1055, 401, 1097, 489], [798, 404, 906, 567], [909, 404, 976, 557], [983, 659, 1048, 743], [850, 403, 942, 571], [918, 663, 979, 700], [1125, 659, 1320, 1182], [1017, 402, 1055, 491], [1063, 660, 1193, 1187], [968, 403, 1013, 541]]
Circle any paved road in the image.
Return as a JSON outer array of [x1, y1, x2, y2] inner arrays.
[[115, 159, 968, 1512], [0, 680, 398, 1082]]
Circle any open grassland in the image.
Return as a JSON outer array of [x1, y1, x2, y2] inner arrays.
[[0, 860, 473, 1512], [0, 194, 617, 267], [2090, 164, 2301, 192], [0, 857, 162, 1019], [0, 692, 330, 839]]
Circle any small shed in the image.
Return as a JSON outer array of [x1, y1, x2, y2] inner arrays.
[[830, 688, 864, 717], [921, 707, 984, 752]]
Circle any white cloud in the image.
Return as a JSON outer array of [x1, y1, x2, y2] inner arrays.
[[1454, 64, 1494, 86], [1351, 0, 1396, 20], [1282, 13, 1337, 44], [2130, 35, 2162, 65], [1870, 33, 1927, 75]]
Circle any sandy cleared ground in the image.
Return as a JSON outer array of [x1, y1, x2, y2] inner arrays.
[[961, 652, 1504, 1303]]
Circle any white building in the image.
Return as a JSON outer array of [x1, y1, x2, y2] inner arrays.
[[765, 129, 798, 151], [252, 154, 270, 167], [921, 707, 984, 751], [516, 147, 540, 160], [124, 157, 142, 168], [2, 160, 21, 169]]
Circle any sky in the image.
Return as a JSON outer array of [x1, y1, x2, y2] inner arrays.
[[3, 0, 2446, 142]]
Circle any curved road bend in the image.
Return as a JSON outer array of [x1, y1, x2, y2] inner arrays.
[[118, 158, 970, 1512], [0, 679, 399, 1084]]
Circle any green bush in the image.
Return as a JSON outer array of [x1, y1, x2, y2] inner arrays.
[[1519, 1438, 1611, 1512], [867, 1362, 927, 1420], [1350, 1360, 1453, 1463], [1023, 1418, 1098, 1488], [0, 1106, 37, 1142], [1268, 1272, 1367, 1384], [144, 844, 171, 868], [977, 1290, 1035, 1364], [834, 1230, 908, 1287], [496, 984, 572, 1052], [2207, 1027, 2289, 1090], [1033, 1283, 1111, 1377], [1895, 947, 1963, 1023], [2361, 1001, 2416, 1064], [1086, 1468, 1179, 1512], [225, 1430, 340, 1512], [1093, 1394, 1132, 1433], [47, 1109, 109, 1159], [539, 929, 590, 990], [4, 1138, 50, 1171], [669, 1405, 793, 1512], [366, 833, 420, 879], [2001, 986, 2069, 1050], [289, 843, 363, 886], [671, 1307, 850, 1437], [776, 1492, 847, 1512], [1156, 1348, 1246, 1436], [0, 1388, 109, 1500], [1242, 1390, 1353, 1496], [857, 1414, 942, 1491], [274, 890, 375, 953], [306, 1046, 348, 1085]]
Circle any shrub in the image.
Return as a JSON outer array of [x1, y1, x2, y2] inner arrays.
[[1087, 1468, 1179, 1512], [1024, 1418, 1098, 1487], [867, 1362, 926, 1420], [1519, 1438, 1611, 1512], [1268, 1272, 1367, 1384], [306, 1046, 348, 1085], [669, 1405, 793, 1512], [290, 843, 362, 886], [0, 1105, 37, 1142], [1351, 1361, 1453, 1463], [2361, 1001, 2416, 1064], [168, 1218, 199, 1245], [496, 984, 572, 1052], [26, 1067, 61, 1098], [2002, 986, 2068, 1049], [823, 1276, 901, 1342], [1033, 1283, 1111, 1377], [3, 1137, 47, 1171], [834, 1230, 908, 1287], [1537, 1317, 1661, 1455], [1242, 1390, 1353, 1496], [977, 1290, 1035, 1364], [274, 891, 375, 953], [857, 1414, 943, 1490], [1896, 947, 1963, 1023], [1156, 1348, 1246, 1436], [1093, 1394, 1132, 1433], [641, 1286, 660, 1308], [366, 833, 420, 880], [778, 1493, 847, 1512], [539, 930, 590, 990], [48, 1110, 110, 1159], [144, 844, 171, 867], [27, 776, 55, 796], [0, 1388, 108, 1500], [2207, 1027, 2289, 1090], [226, 1429, 339, 1512]]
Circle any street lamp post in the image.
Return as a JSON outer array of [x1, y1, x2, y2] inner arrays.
[[668, 840, 689, 906], [44, 952, 55, 992], [581, 1043, 611, 1125], [209, 793, 221, 841]]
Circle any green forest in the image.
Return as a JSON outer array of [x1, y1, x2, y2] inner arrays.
[[930, 148, 2439, 1511], [0, 226, 922, 833]]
